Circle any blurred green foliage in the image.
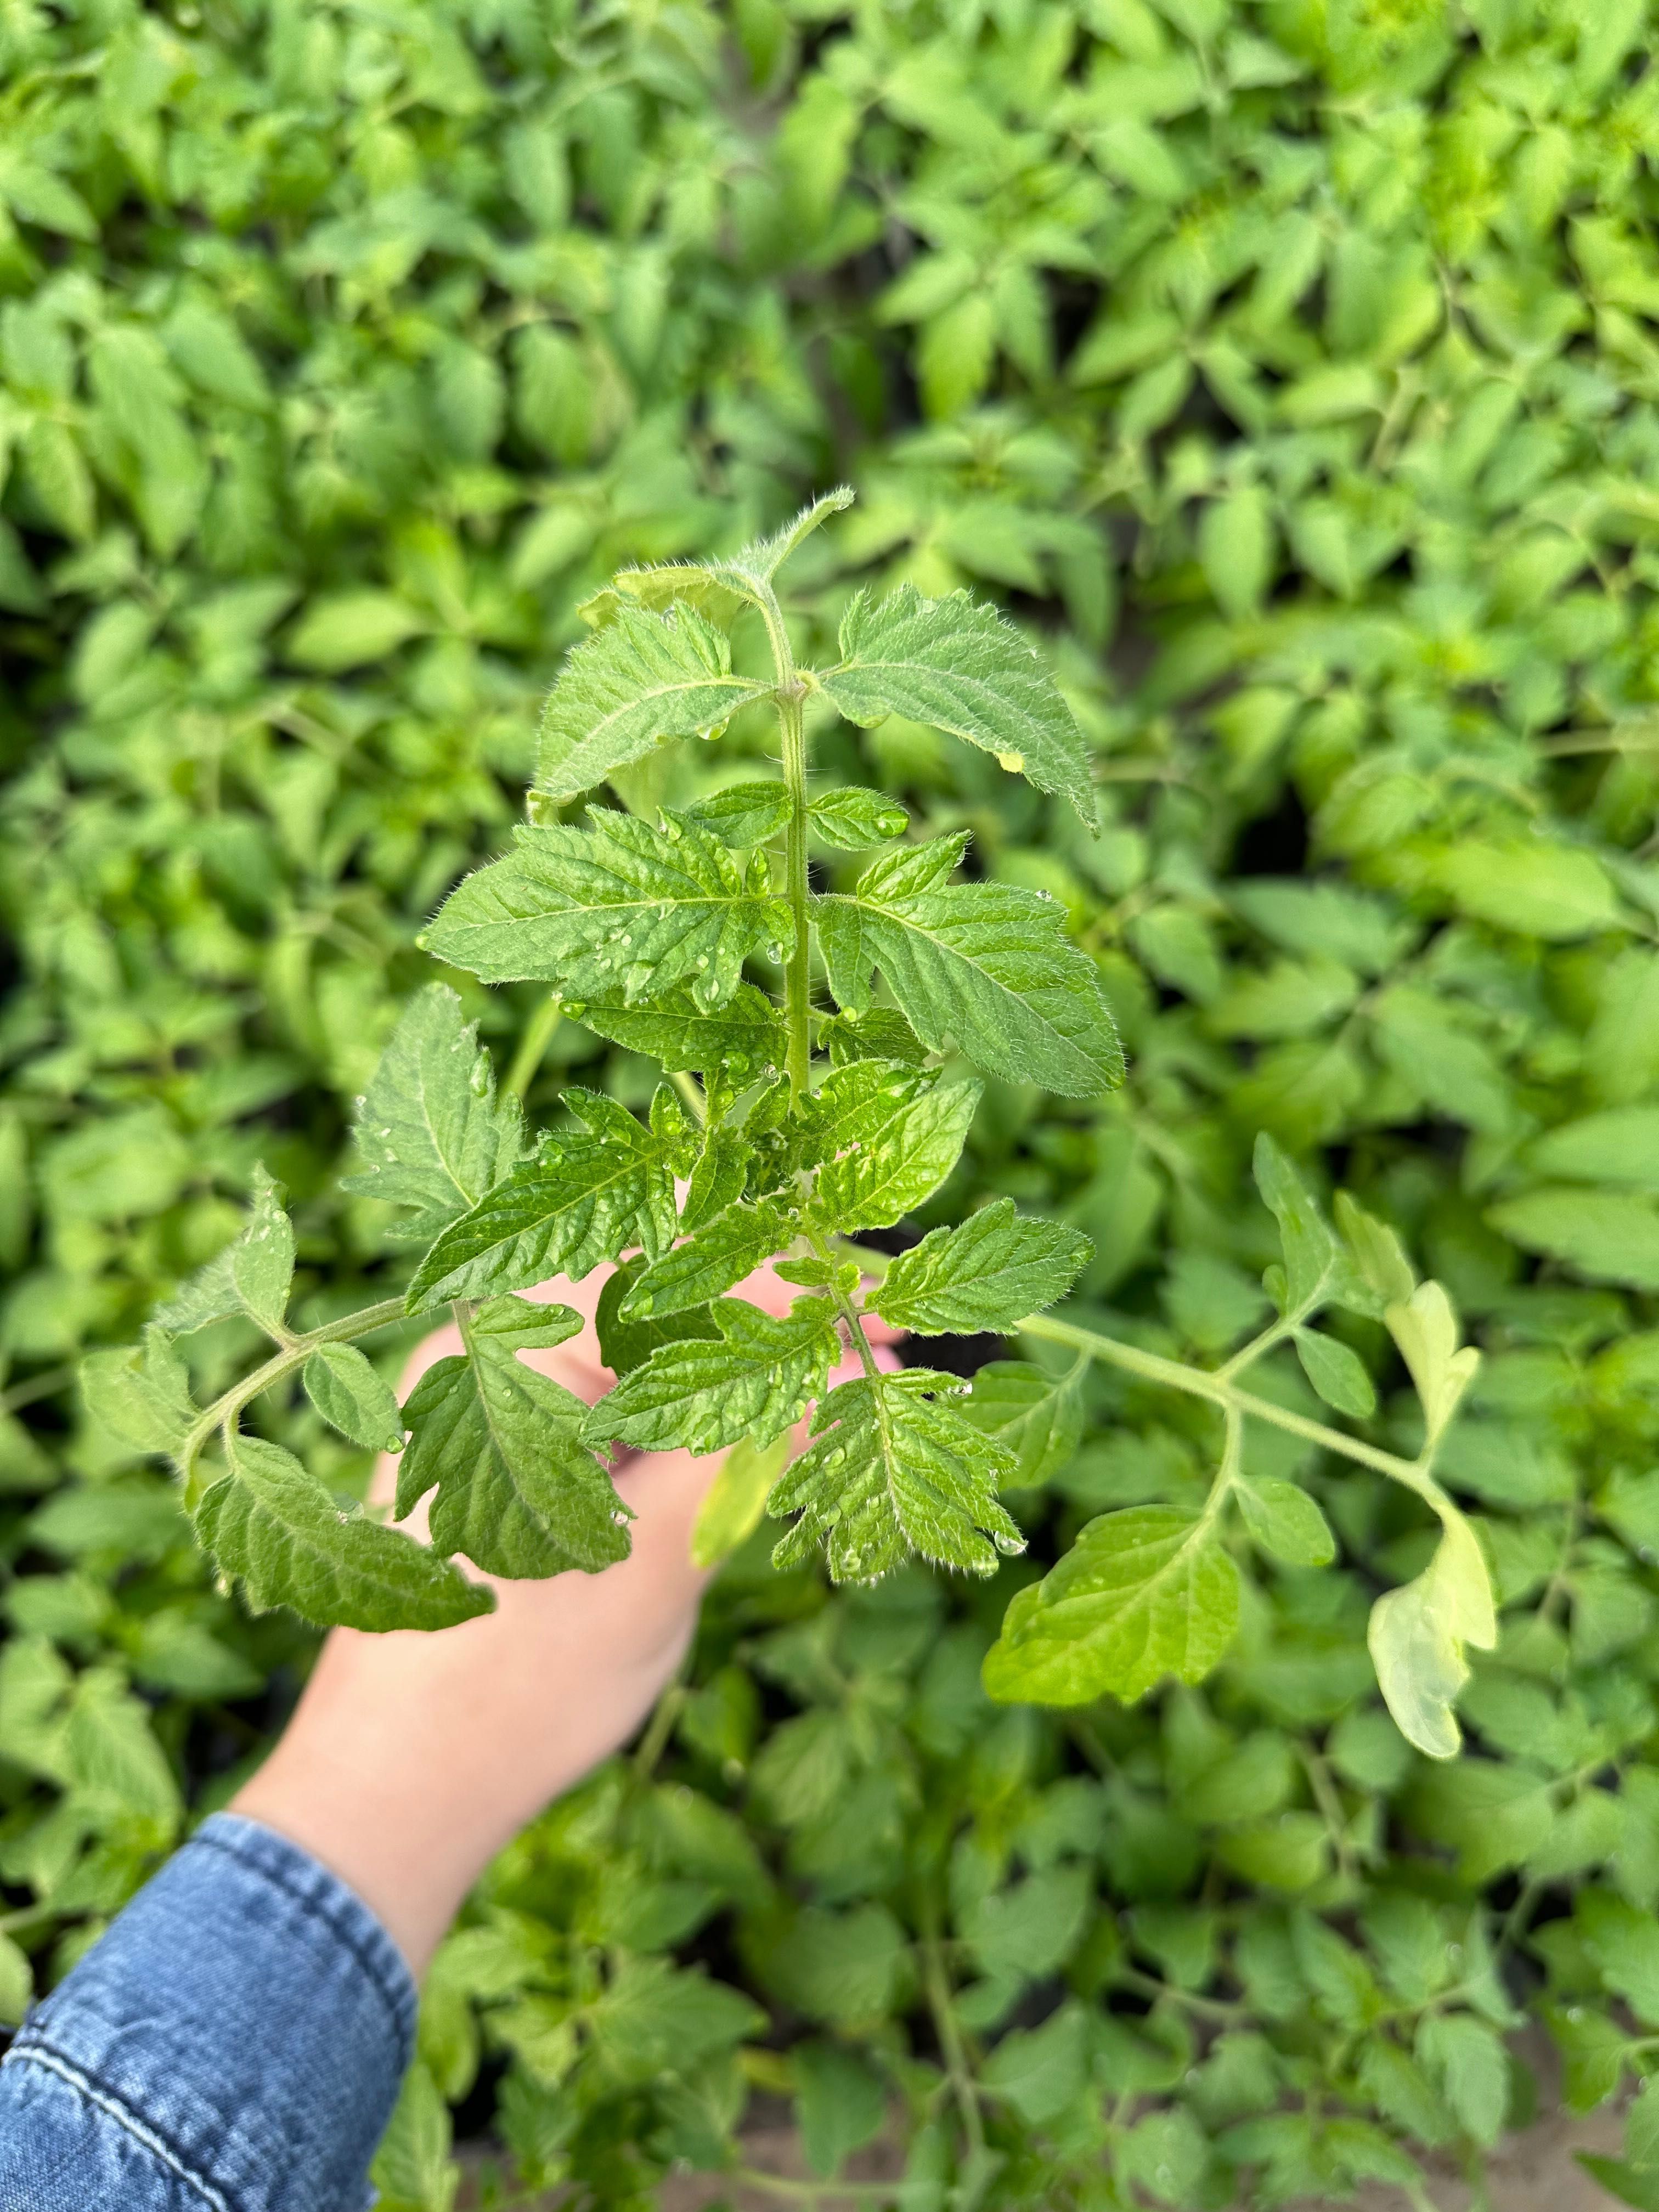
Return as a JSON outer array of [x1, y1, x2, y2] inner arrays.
[[8, 0, 1659, 2203]]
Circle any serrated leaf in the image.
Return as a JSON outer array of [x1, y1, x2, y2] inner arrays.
[[690, 1430, 792, 1570], [770, 1367, 1024, 1579], [198, 1434, 493, 1631], [1386, 1281, 1479, 1448], [809, 1072, 979, 1234], [983, 1505, 1240, 1705], [230, 1163, 295, 1331], [872, 1199, 1091, 1333], [584, 1296, 839, 1454], [819, 585, 1096, 828], [1252, 1133, 1339, 1315], [341, 985, 527, 1243], [397, 1296, 630, 1578], [818, 1007, 929, 1068], [1237, 1478, 1336, 1566], [408, 1087, 685, 1306], [596, 1257, 719, 1377], [80, 1325, 196, 1457], [1367, 1515, 1496, 1759], [959, 1359, 1086, 1488], [425, 812, 791, 1014], [681, 779, 792, 846], [582, 489, 856, 631], [1293, 1329, 1376, 1418], [303, 1342, 405, 1452], [1415, 2014, 1509, 2148], [533, 601, 768, 802], [808, 786, 909, 848], [572, 980, 785, 1080], [623, 1197, 798, 1319], [816, 836, 1122, 1097]]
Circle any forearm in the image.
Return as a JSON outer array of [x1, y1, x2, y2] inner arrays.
[[0, 1815, 414, 2212]]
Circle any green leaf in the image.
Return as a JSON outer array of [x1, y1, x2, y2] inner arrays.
[[230, 1164, 295, 1332], [817, 836, 1122, 1097], [303, 1343, 405, 1453], [1252, 1133, 1339, 1314], [1386, 1282, 1479, 1448], [586, 1955, 764, 2086], [1578, 2158, 1659, 2212], [1237, 1478, 1336, 1566], [1199, 484, 1274, 619], [584, 489, 856, 631], [808, 1071, 980, 1235], [818, 1007, 929, 1068], [0, 1931, 32, 2028], [1629, 2078, 1659, 2172], [1415, 2014, 1509, 2147], [80, 1327, 196, 1456], [1367, 1515, 1496, 1759], [341, 985, 527, 1244], [622, 1198, 798, 1319], [770, 1368, 1024, 1579], [285, 590, 426, 672], [1334, 1192, 1416, 1311], [1527, 1105, 1659, 1189], [808, 786, 909, 848], [397, 1296, 630, 1578], [1293, 1329, 1376, 1418], [681, 778, 793, 846], [571, 980, 785, 1080], [585, 1296, 840, 1454], [1488, 1186, 1659, 1293], [408, 1087, 687, 1306], [533, 602, 768, 802], [595, 1257, 719, 1377], [819, 584, 1096, 828], [424, 812, 791, 1013], [198, 1434, 494, 1632], [871, 1199, 1091, 1333], [959, 1359, 1087, 1488], [370, 2062, 458, 2212], [1429, 839, 1620, 941], [983, 1504, 1240, 1705], [690, 1431, 793, 1569], [794, 2040, 888, 2180]]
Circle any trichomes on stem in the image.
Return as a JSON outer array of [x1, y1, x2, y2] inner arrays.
[[84, 493, 1493, 1757]]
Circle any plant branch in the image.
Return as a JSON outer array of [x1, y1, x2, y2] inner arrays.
[[780, 683, 812, 1103], [176, 1294, 411, 1487]]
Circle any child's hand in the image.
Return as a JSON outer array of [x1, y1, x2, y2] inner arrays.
[[232, 1263, 900, 1974]]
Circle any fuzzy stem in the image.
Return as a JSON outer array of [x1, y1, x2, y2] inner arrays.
[[177, 1294, 410, 1489], [780, 683, 812, 1103]]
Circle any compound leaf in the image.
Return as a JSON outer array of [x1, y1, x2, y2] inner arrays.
[[584, 1295, 839, 1454], [770, 1367, 1024, 1579], [534, 601, 768, 802], [983, 1504, 1240, 1705], [397, 1296, 630, 1578], [424, 812, 791, 1013], [408, 1087, 688, 1306], [198, 1433, 493, 1632], [341, 984, 527, 1243], [816, 836, 1122, 1097], [872, 1199, 1091, 1333], [819, 585, 1096, 829]]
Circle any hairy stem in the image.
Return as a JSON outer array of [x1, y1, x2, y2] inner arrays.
[[504, 992, 561, 1101], [780, 682, 811, 1102], [177, 1293, 410, 1489]]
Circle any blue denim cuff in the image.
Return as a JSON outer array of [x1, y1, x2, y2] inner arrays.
[[2, 1812, 416, 2212]]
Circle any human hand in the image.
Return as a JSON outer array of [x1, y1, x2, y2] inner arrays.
[[231, 1262, 901, 1974]]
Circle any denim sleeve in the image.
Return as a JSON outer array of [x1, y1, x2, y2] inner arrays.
[[0, 1812, 417, 2212]]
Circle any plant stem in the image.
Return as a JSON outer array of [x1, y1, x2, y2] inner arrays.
[[836, 1238, 1454, 1516], [177, 1293, 410, 1487], [731, 2170, 898, 2204], [505, 993, 561, 1101], [780, 682, 812, 1103], [921, 1928, 986, 2168]]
